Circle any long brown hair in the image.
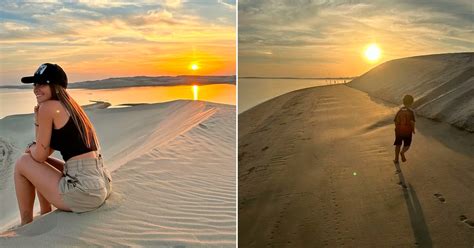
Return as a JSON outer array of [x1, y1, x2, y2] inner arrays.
[[49, 84, 99, 151]]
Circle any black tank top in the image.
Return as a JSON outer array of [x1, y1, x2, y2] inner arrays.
[[49, 117, 96, 161]]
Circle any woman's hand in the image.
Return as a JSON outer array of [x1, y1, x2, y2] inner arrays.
[[25, 142, 36, 153]]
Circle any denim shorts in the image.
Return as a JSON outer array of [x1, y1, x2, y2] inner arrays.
[[58, 156, 112, 213]]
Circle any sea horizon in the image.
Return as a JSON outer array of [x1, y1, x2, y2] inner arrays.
[[238, 78, 348, 114], [0, 84, 235, 118]]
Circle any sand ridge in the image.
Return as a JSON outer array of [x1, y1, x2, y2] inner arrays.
[[348, 52, 474, 131]]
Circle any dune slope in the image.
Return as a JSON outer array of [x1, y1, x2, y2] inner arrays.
[[348, 52, 474, 131], [0, 100, 236, 247]]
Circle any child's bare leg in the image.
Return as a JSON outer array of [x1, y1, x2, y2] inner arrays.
[[394, 145, 401, 163], [400, 146, 410, 162]]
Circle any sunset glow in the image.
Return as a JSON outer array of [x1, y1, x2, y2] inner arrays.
[[0, 1, 236, 85], [240, 1, 472, 78]]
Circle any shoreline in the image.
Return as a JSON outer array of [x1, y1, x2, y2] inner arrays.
[[0, 83, 236, 119], [0, 76, 236, 90], [239, 79, 347, 114]]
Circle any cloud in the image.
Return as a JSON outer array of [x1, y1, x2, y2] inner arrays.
[[0, 0, 236, 84], [164, 0, 181, 8], [71, 0, 139, 8], [239, 0, 474, 77], [218, 0, 236, 9], [2, 22, 30, 31], [127, 9, 179, 26]]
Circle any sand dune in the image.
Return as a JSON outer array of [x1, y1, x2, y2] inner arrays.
[[0, 75, 236, 89], [239, 84, 474, 247], [0, 100, 235, 247], [348, 52, 474, 131]]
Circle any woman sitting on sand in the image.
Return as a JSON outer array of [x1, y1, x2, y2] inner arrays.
[[14, 63, 112, 225]]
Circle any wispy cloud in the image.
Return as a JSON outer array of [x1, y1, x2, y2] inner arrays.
[[239, 0, 474, 77], [0, 0, 235, 85]]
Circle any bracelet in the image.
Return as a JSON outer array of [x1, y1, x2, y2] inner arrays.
[[27, 141, 36, 149]]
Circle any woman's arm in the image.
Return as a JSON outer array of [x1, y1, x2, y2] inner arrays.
[[46, 155, 65, 172], [29, 102, 55, 163], [34, 105, 39, 140]]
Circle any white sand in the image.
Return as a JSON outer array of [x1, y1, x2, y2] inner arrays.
[[348, 52, 474, 131], [0, 100, 236, 247], [239, 84, 474, 247]]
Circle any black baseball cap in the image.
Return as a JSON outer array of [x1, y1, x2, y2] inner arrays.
[[21, 63, 68, 88]]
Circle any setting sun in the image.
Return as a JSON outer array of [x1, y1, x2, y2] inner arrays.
[[191, 63, 199, 71], [364, 44, 381, 62]]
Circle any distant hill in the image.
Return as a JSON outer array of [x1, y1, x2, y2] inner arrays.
[[0, 75, 236, 89], [348, 52, 474, 132]]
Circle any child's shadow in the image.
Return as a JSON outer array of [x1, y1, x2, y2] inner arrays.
[[393, 162, 433, 247]]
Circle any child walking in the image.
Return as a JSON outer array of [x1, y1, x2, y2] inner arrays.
[[393, 95, 416, 163]]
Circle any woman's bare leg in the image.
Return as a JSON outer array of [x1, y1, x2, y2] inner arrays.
[[14, 166, 35, 225], [14, 154, 70, 225], [37, 157, 65, 214]]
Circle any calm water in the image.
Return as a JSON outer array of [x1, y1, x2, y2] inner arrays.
[[0, 84, 235, 118], [238, 78, 348, 113]]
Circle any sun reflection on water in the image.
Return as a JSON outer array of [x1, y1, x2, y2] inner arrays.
[[193, 85, 198, 100]]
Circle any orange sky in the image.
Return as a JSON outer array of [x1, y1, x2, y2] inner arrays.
[[239, 1, 473, 77], [0, 1, 236, 85]]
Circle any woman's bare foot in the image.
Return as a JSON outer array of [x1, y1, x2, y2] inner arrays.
[[40, 207, 52, 215], [0, 230, 17, 238]]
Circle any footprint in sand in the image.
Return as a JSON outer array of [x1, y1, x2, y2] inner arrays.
[[433, 193, 446, 203], [238, 152, 247, 162], [0, 138, 15, 187], [397, 182, 408, 188], [459, 215, 474, 228]]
